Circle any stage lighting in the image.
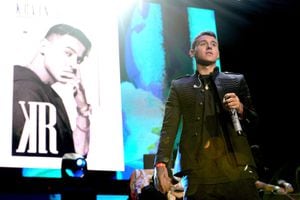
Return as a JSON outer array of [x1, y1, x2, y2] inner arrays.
[[61, 153, 87, 178]]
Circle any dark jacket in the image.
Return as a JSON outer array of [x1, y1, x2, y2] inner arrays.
[[155, 68, 258, 178]]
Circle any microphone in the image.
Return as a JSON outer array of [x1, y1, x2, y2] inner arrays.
[[223, 94, 243, 136], [277, 179, 294, 193], [230, 109, 243, 136]]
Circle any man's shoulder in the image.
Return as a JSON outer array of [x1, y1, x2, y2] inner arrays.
[[222, 71, 243, 76], [173, 74, 193, 81], [13, 65, 50, 97], [14, 65, 35, 80], [220, 71, 244, 79]]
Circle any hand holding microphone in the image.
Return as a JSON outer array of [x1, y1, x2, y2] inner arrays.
[[223, 93, 243, 113], [223, 93, 243, 136]]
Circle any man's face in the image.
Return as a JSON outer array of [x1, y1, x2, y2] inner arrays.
[[192, 35, 219, 66], [43, 34, 86, 84]]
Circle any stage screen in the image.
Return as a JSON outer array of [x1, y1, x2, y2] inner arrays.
[[0, 0, 124, 177], [0, 0, 219, 180]]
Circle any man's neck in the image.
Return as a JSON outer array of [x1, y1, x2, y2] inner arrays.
[[27, 55, 54, 85], [197, 64, 215, 75]]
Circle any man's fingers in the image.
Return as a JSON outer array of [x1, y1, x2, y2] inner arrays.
[[159, 176, 172, 193]]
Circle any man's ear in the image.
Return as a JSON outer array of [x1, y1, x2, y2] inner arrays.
[[39, 39, 50, 56], [189, 49, 195, 58]]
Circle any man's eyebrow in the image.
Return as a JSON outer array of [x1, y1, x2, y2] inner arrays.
[[66, 46, 85, 63], [198, 39, 218, 44], [66, 46, 77, 53]]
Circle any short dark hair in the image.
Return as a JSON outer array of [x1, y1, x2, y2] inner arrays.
[[45, 24, 92, 62], [191, 31, 217, 49]]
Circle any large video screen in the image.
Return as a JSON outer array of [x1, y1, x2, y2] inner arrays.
[[0, 0, 124, 177], [0, 0, 219, 181]]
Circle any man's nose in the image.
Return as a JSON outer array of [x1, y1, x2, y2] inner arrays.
[[68, 56, 78, 70]]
